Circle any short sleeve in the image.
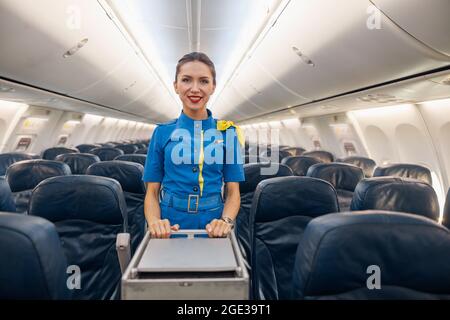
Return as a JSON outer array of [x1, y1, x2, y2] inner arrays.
[[223, 128, 245, 182], [143, 126, 164, 182]]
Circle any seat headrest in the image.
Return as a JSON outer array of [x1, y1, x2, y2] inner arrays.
[[240, 163, 293, 194], [307, 163, 364, 191], [42, 147, 79, 160], [293, 211, 450, 299], [29, 175, 127, 225], [350, 177, 439, 221], [0, 152, 40, 176], [135, 148, 148, 155], [443, 189, 450, 229], [0, 177, 16, 212], [90, 147, 124, 161], [282, 147, 306, 156], [282, 156, 322, 176], [75, 144, 101, 153], [302, 150, 334, 163], [373, 163, 432, 184], [114, 154, 147, 166], [252, 176, 339, 222], [0, 212, 70, 299], [86, 161, 145, 194], [55, 153, 100, 174], [338, 156, 376, 177], [6, 160, 71, 192], [116, 144, 139, 154]]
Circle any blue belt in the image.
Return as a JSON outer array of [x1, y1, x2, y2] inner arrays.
[[161, 192, 223, 213]]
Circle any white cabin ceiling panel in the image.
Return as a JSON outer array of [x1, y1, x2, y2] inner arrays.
[[372, 0, 450, 56]]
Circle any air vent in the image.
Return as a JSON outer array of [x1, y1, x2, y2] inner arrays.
[[63, 38, 89, 58], [292, 46, 315, 67]]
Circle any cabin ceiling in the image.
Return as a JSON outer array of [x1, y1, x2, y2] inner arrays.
[[0, 0, 449, 124]]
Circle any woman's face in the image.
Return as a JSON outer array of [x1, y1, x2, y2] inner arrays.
[[174, 61, 215, 113]]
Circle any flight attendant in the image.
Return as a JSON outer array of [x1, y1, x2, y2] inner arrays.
[[143, 52, 245, 238]]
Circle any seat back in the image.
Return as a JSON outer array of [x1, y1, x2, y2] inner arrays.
[[90, 147, 124, 161], [114, 154, 147, 166], [0, 212, 70, 299], [281, 156, 322, 176], [307, 163, 364, 211], [135, 147, 148, 155], [250, 176, 339, 299], [302, 150, 334, 163], [0, 177, 15, 212], [75, 144, 101, 153], [6, 160, 71, 213], [42, 147, 79, 160], [87, 161, 146, 253], [55, 153, 100, 174], [236, 163, 293, 265], [373, 163, 432, 184], [0, 152, 40, 176], [28, 175, 127, 299], [338, 156, 376, 177], [116, 144, 138, 155], [282, 147, 306, 156], [292, 211, 450, 299], [443, 188, 450, 229], [350, 177, 439, 221]]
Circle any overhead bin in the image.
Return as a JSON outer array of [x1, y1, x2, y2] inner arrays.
[[121, 230, 249, 300]]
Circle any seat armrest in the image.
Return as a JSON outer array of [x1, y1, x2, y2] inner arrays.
[[116, 233, 131, 274]]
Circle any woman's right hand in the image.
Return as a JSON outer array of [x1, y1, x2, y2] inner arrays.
[[148, 218, 180, 238]]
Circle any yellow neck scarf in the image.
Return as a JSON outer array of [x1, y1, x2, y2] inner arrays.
[[217, 120, 245, 147]]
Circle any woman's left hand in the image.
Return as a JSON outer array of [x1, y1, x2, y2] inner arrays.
[[206, 219, 232, 238]]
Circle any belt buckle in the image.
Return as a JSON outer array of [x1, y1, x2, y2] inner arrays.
[[187, 194, 199, 213]]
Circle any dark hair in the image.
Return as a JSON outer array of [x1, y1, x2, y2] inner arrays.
[[175, 52, 216, 85]]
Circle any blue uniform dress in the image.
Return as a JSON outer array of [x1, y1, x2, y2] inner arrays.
[[143, 109, 245, 229]]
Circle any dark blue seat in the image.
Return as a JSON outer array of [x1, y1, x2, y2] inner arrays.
[[90, 147, 124, 161], [114, 154, 147, 166], [42, 147, 79, 160], [281, 156, 322, 176], [55, 153, 100, 174], [0, 152, 40, 176], [116, 144, 139, 155], [0, 212, 70, 299], [28, 175, 127, 300], [6, 160, 71, 213], [292, 211, 450, 299], [281, 147, 306, 156], [350, 177, 439, 222], [86, 161, 146, 253], [302, 150, 334, 163], [75, 144, 101, 153], [373, 163, 432, 185], [135, 147, 148, 155], [0, 177, 15, 212], [338, 156, 376, 177], [441, 188, 449, 229], [236, 163, 293, 268], [307, 163, 364, 211], [250, 176, 339, 299]]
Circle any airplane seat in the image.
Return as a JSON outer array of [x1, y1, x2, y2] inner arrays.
[[373, 163, 432, 185], [292, 211, 450, 299], [75, 144, 101, 153], [55, 153, 101, 174], [0, 177, 16, 212], [0, 152, 41, 176], [250, 176, 339, 300], [99, 143, 116, 148], [306, 163, 364, 211], [28, 175, 128, 300], [282, 147, 306, 156], [42, 147, 79, 160], [89, 147, 124, 161], [302, 150, 334, 163], [86, 161, 145, 253], [0, 212, 71, 299], [6, 160, 71, 213], [116, 144, 139, 155], [281, 156, 322, 176], [135, 147, 148, 155], [350, 177, 439, 222], [338, 156, 376, 177], [443, 188, 450, 229], [114, 154, 147, 166], [236, 163, 293, 268]]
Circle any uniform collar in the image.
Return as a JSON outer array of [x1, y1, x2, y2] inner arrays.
[[177, 108, 215, 130]]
